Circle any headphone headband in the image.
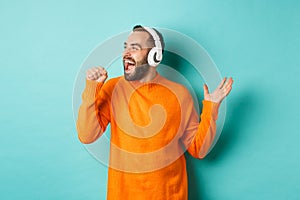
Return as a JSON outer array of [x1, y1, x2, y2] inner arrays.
[[143, 27, 163, 66], [143, 27, 162, 51]]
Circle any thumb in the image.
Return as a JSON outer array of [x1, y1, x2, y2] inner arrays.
[[203, 84, 209, 95]]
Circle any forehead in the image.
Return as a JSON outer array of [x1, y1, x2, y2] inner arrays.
[[125, 31, 151, 47]]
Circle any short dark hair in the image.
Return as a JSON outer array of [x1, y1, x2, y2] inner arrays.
[[132, 25, 165, 54]]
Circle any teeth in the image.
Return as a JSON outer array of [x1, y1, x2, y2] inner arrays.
[[124, 60, 135, 65]]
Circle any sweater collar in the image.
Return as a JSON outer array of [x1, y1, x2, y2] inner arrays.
[[127, 72, 163, 88]]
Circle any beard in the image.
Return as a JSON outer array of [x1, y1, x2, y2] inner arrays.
[[124, 57, 150, 81]]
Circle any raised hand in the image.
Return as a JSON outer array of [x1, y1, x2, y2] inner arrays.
[[86, 67, 108, 83], [203, 77, 233, 104]]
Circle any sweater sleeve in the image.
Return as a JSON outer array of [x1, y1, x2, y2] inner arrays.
[[76, 79, 111, 144], [181, 99, 219, 159]]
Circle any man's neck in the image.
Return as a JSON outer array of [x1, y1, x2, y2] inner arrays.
[[138, 68, 157, 83]]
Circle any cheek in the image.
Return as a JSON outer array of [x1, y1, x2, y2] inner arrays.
[[136, 52, 148, 63]]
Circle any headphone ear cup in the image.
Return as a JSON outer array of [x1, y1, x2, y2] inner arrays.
[[147, 47, 163, 67]]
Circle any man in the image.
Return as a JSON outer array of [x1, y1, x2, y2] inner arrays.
[[76, 25, 233, 200]]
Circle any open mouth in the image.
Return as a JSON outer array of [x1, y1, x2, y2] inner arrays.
[[123, 57, 136, 74]]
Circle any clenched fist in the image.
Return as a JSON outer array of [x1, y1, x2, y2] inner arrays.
[[86, 67, 108, 83]]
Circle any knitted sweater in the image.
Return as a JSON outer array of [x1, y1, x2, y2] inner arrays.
[[77, 73, 219, 200]]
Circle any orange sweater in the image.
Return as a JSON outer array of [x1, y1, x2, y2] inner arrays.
[[77, 73, 219, 200]]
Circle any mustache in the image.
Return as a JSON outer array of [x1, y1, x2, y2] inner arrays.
[[123, 55, 134, 60]]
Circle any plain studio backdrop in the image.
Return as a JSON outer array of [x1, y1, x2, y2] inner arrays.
[[1, 0, 299, 199]]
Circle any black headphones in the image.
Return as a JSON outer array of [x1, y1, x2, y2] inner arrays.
[[143, 27, 163, 67]]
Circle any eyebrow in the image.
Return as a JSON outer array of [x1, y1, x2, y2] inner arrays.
[[124, 42, 142, 49]]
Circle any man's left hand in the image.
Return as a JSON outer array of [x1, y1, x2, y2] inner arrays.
[[203, 77, 234, 104]]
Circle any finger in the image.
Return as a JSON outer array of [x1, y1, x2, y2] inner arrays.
[[93, 66, 105, 73], [99, 69, 107, 76], [89, 68, 100, 79], [86, 68, 94, 74], [87, 74, 96, 80], [97, 66, 106, 71], [87, 71, 94, 77], [91, 67, 100, 74], [223, 78, 233, 88], [203, 84, 209, 95], [87, 66, 107, 80], [95, 67, 107, 76], [94, 67, 104, 78], [224, 85, 232, 96], [86, 69, 95, 79], [88, 73, 97, 80], [226, 77, 233, 85], [218, 77, 227, 89], [86, 74, 93, 80]]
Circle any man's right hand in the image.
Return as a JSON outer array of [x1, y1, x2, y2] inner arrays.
[[86, 67, 108, 83]]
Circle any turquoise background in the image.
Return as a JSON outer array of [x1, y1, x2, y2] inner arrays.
[[1, 0, 299, 199]]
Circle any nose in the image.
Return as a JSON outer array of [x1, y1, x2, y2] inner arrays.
[[123, 47, 131, 57]]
